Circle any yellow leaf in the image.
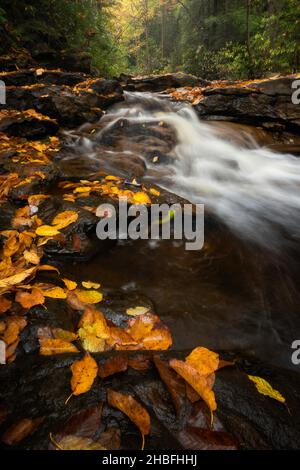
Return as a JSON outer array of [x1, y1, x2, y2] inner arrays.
[[74, 187, 92, 194], [126, 306, 149, 317], [23, 249, 40, 265], [107, 389, 150, 436], [149, 188, 160, 197], [36, 226, 61, 237], [43, 286, 67, 299], [105, 175, 120, 181], [81, 281, 101, 289], [70, 353, 98, 396], [248, 375, 286, 404], [75, 289, 103, 305], [132, 192, 151, 205], [62, 278, 77, 291], [0, 267, 36, 288], [51, 211, 78, 230], [78, 307, 109, 353]]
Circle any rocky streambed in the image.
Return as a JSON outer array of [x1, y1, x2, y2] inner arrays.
[[0, 61, 300, 450]]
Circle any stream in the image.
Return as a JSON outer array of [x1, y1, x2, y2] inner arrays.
[[59, 91, 300, 370]]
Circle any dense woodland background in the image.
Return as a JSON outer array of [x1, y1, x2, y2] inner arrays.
[[0, 0, 299, 78]]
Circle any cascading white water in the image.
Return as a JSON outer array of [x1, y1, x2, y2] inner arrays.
[[81, 91, 300, 250]]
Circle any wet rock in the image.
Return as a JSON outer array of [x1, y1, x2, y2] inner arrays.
[[5, 80, 123, 127], [0, 351, 299, 450], [196, 77, 300, 131], [0, 70, 88, 87], [122, 72, 210, 92], [0, 110, 58, 139]]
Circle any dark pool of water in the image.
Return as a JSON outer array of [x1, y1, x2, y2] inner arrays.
[[60, 226, 300, 370]]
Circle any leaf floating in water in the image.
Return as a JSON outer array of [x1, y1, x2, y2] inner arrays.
[[75, 289, 103, 305], [82, 281, 101, 289], [126, 306, 149, 317], [248, 375, 286, 404]]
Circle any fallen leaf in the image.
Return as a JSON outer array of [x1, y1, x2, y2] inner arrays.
[[98, 355, 128, 378], [15, 287, 45, 309], [23, 249, 40, 265], [78, 307, 109, 353], [70, 354, 98, 396], [107, 389, 150, 436], [0, 296, 12, 314], [39, 339, 79, 355], [132, 191, 151, 205], [52, 211, 78, 230], [75, 289, 103, 305], [149, 188, 160, 197], [1, 417, 44, 445], [36, 225, 60, 237], [37, 264, 60, 274], [126, 306, 149, 317], [248, 375, 286, 404], [0, 267, 36, 288], [153, 356, 186, 415], [170, 347, 219, 413], [51, 434, 106, 450], [82, 281, 101, 289], [128, 355, 152, 371], [43, 286, 67, 299], [62, 278, 77, 291]]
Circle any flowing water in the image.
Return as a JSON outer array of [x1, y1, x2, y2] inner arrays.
[[61, 91, 300, 369]]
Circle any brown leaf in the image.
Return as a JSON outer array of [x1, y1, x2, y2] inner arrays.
[[1, 417, 44, 445], [128, 355, 152, 371], [55, 404, 103, 441], [153, 356, 186, 415], [70, 353, 98, 396], [51, 434, 106, 450], [98, 355, 128, 379], [97, 427, 120, 450], [107, 389, 150, 436]]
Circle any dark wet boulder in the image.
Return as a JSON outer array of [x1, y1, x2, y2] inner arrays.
[[5, 80, 123, 128], [122, 72, 210, 92], [195, 76, 300, 131], [0, 70, 88, 87], [0, 109, 58, 139]]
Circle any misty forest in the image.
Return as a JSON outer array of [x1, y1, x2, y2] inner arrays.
[[0, 0, 300, 452]]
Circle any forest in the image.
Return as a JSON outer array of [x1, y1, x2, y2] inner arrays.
[[0, 0, 300, 458], [0, 0, 299, 78]]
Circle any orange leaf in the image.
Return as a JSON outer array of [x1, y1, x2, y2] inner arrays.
[[70, 354, 98, 396], [39, 338, 79, 355], [107, 389, 150, 436], [15, 287, 45, 309], [0, 296, 12, 314]]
